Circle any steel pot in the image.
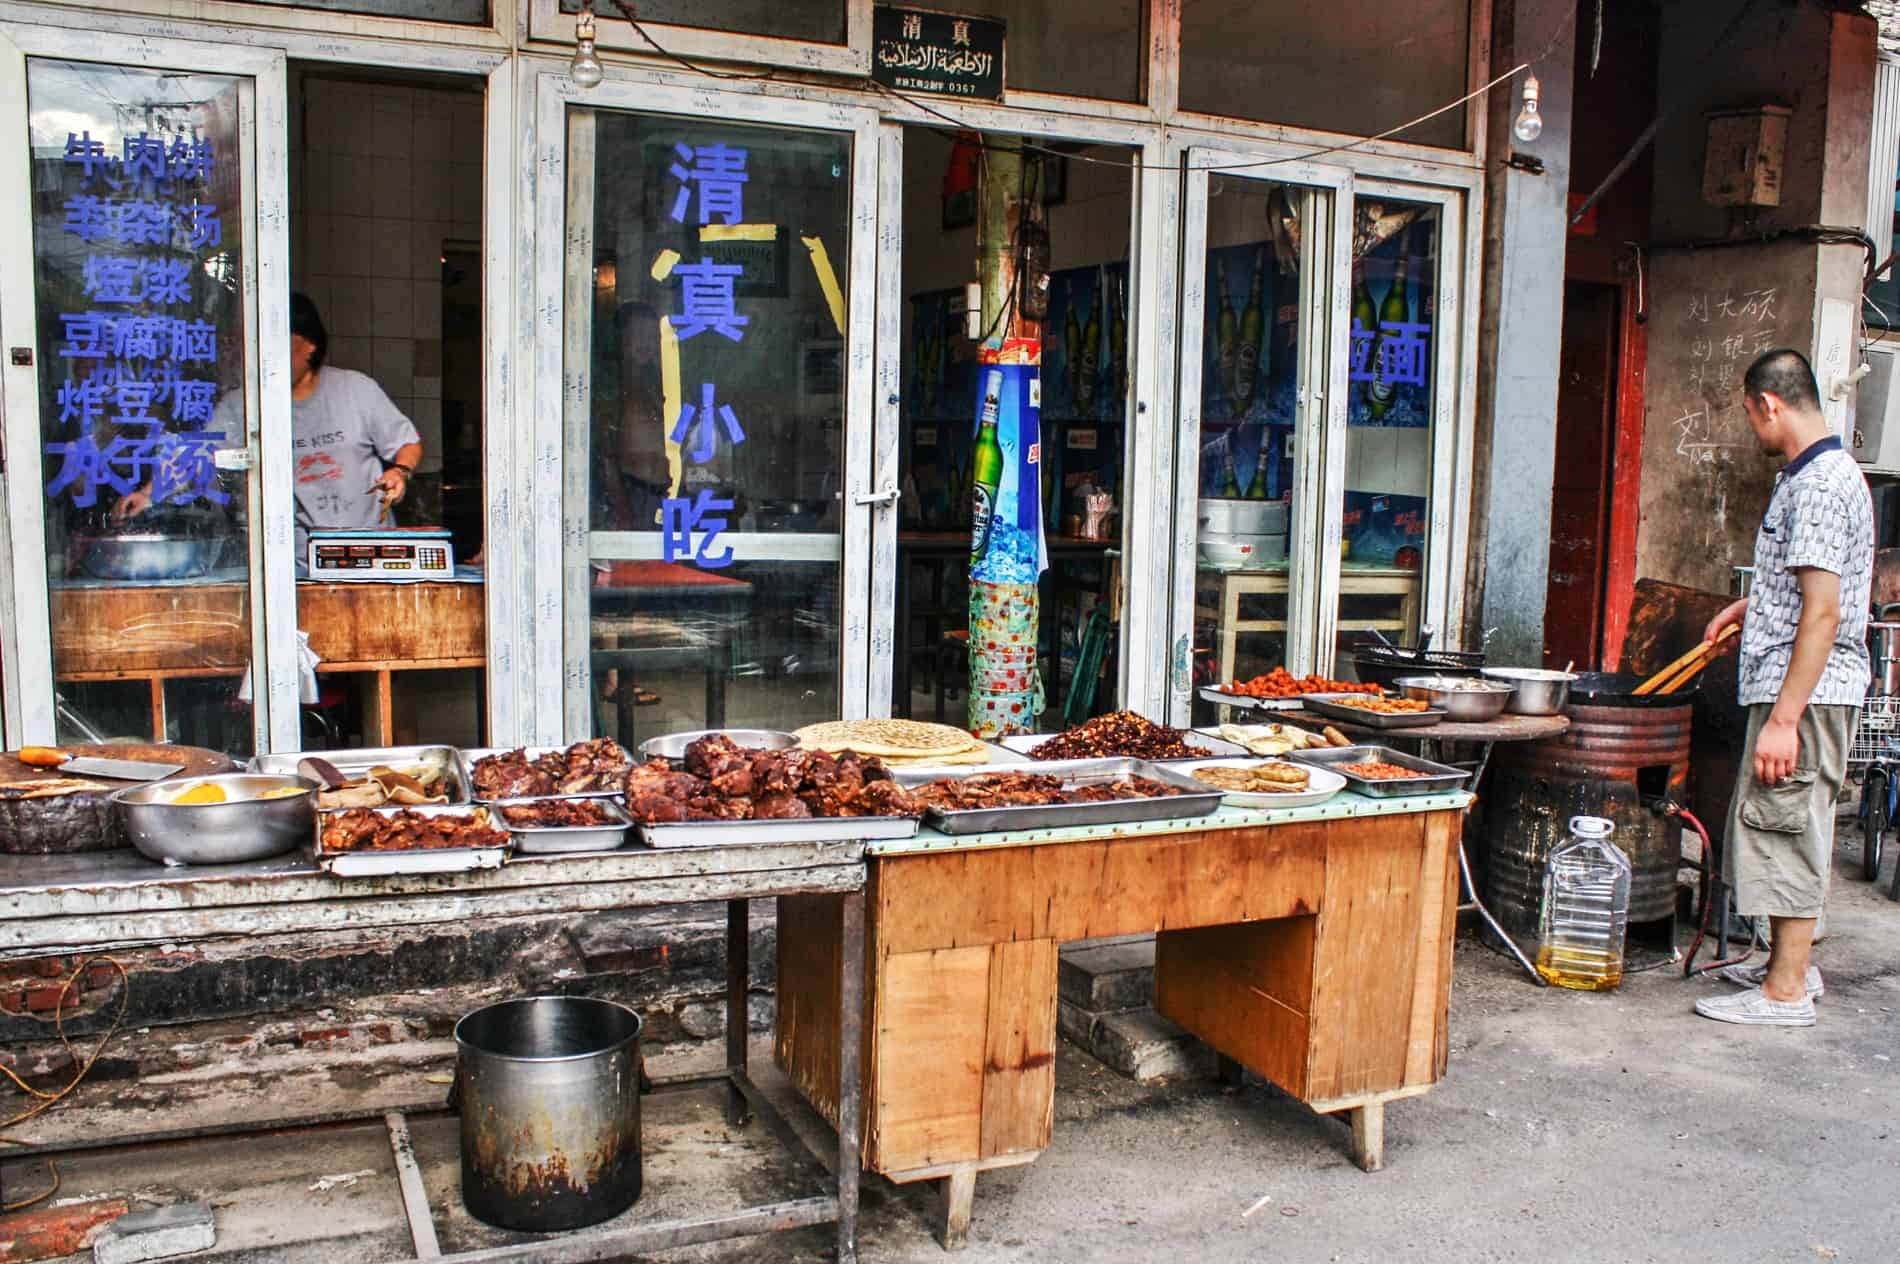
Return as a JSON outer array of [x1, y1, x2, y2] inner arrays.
[[1394, 674, 1513, 722], [1481, 667, 1578, 716], [455, 995, 644, 1232], [111, 774, 316, 864], [79, 533, 223, 581]]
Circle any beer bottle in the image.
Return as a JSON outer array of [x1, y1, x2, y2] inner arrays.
[[1246, 429, 1273, 499], [1077, 269, 1103, 413], [970, 369, 1005, 560], [1350, 272, 1378, 413], [1233, 248, 1266, 414], [1220, 442, 1242, 499], [1368, 253, 1409, 419], [1215, 260, 1238, 409]]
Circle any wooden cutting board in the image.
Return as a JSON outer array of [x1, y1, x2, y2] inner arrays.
[[0, 744, 236, 854]]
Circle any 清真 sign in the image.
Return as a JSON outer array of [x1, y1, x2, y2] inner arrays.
[[872, 6, 1005, 102]]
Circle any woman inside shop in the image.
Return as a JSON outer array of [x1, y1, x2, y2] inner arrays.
[[115, 294, 423, 556]]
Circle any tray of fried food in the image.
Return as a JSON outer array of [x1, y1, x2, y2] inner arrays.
[[492, 796, 636, 854], [1172, 757, 1348, 809], [316, 804, 511, 875], [1198, 721, 1353, 758], [253, 746, 468, 809], [1285, 745, 1471, 798], [1205, 668, 1378, 710], [1000, 712, 1248, 761], [1299, 692, 1444, 729], [626, 733, 922, 846], [464, 739, 633, 801], [891, 757, 1223, 835]]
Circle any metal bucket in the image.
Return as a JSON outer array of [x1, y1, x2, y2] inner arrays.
[[455, 996, 643, 1232], [1485, 698, 1693, 936]]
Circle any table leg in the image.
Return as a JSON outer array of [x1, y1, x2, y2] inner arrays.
[[707, 639, 727, 728], [837, 888, 865, 1264], [1220, 575, 1240, 685], [939, 1168, 976, 1250], [726, 898, 751, 1127], [1348, 1101, 1385, 1172]]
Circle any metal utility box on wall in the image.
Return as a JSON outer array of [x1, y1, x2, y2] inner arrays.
[[1702, 105, 1791, 207], [1852, 342, 1900, 475]]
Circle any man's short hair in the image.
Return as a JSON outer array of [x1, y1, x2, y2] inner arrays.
[[1743, 347, 1820, 412]]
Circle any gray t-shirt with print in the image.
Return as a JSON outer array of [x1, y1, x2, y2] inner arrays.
[[289, 367, 420, 550]]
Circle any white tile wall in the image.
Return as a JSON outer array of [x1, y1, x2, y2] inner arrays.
[[290, 74, 483, 475]]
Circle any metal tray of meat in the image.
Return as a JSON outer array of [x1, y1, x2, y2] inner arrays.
[[891, 758, 1224, 835], [1170, 757, 1348, 809], [462, 746, 632, 801], [491, 796, 637, 854], [1298, 693, 1447, 730], [995, 732, 1251, 761], [315, 803, 512, 876], [1196, 687, 1302, 712], [251, 745, 472, 804], [635, 812, 921, 849], [636, 729, 797, 761], [1284, 745, 1471, 798]]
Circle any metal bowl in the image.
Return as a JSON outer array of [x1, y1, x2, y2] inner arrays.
[[1480, 667, 1578, 715], [79, 534, 223, 581], [1394, 674, 1514, 722], [111, 774, 318, 865], [635, 729, 798, 761]]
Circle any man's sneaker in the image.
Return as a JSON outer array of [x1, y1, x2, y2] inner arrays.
[[1694, 986, 1816, 1027], [1713, 961, 1824, 999]]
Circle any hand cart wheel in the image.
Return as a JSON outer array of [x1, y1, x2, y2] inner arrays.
[[1864, 763, 1889, 882]]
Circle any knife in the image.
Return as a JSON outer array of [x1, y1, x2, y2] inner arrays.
[[18, 746, 185, 781]]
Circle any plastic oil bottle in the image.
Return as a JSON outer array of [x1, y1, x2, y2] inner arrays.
[[1534, 815, 1632, 991]]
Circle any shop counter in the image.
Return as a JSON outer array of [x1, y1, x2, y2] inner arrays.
[[775, 791, 1471, 1248]]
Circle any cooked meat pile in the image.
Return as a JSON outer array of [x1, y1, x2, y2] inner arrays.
[[623, 734, 920, 823], [498, 799, 622, 828], [908, 771, 1186, 812], [472, 739, 632, 798], [1028, 711, 1209, 761], [322, 808, 509, 853]]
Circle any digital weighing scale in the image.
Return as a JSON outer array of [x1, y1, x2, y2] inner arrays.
[[306, 527, 455, 581]]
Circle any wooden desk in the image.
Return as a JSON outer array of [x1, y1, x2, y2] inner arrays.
[[1197, 564, 1421, 684], [776, 795, 1467, 1247], [50, 578, 485, 745]]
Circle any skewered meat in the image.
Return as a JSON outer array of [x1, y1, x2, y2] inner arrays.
[[620, 735, 919, 824]]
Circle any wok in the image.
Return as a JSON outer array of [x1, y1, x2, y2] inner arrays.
[[1566, 671, 1700, 708]]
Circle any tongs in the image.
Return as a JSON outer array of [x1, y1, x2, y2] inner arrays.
[[1633, 624, 1740, 696]]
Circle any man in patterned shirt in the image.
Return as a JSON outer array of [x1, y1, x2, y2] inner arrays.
[[1697, 349, 1871, 1027]]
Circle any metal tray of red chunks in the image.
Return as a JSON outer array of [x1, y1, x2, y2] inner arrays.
[[890, 758, 1224, 835]]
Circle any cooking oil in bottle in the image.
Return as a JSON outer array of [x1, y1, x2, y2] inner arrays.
[[1534, 815, 1631, 991]]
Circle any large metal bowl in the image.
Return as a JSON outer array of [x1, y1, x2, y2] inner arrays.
[[635, 729, 797, 761], [1394, 674, 1514, 722], [111, 774, 318, 865], [79, 533, 223, 581], [1480, 667, 1577, 715]]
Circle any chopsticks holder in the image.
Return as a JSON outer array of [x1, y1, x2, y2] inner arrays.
[[1634, 624, 1739, 696]]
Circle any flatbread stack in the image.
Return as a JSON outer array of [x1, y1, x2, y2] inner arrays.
[[792, 719, 991, 767]]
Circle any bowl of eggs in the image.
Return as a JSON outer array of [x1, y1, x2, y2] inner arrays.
[[112, 773, 318, 865]]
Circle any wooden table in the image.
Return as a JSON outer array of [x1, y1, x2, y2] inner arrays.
[[1197, 564, 1422, 684], [588, 561, 754, 742], [0, 840, 867, 1262], [49, 577, 485, 745], [775, 794, 1470, 1248]]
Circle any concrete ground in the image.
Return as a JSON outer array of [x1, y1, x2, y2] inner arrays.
[[10, 833, 1898, 1264]]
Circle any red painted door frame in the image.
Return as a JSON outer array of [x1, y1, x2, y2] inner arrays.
[[1599, 278, 1647, 670]]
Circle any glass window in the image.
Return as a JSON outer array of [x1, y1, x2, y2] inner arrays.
[[235, 0, 489, 24], [572, 110, 854, 744], [949, 0, 1144, 102], [27, 59, 256, 752], [1180, 0, 1470, 149], [557, 0, 845, 45], [1334, 197, 1437, 654]]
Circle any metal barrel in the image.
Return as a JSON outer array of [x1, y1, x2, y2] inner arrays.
[[455, 995, 643, 1232], [1485, 700, 1692, 936]]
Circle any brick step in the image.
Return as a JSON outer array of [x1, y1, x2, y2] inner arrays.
[[1057, 935, 1156, 1013]]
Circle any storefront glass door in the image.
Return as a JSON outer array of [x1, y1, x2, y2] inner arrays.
[[1172, 150, 1353, 722], [0, 28, 292, 754], [553, 82, 883, 745]]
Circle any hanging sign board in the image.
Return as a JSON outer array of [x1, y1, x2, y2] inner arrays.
[[872, 6, 1006, 102]]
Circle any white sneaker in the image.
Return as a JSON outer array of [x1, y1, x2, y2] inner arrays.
[[1712, 961, 1824, 999], [1694, 986, 1816, 1027]]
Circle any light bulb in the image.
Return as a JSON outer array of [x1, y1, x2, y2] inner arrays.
[[571, 5, 605, 89], [1512, 73, 1543, 143]]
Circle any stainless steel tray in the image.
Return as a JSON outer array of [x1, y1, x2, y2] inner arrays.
[[636, 729, 797, 761], [251, 746, 472, 804], [1299, 694, 1447, 730], [315, 803, 512, 875], [892, 758, 1224, 835], [1196, 687, 1302, 712], [996, 732, 1251, 761], [1285, 745, 1471, 798], [492, 796, 636, 854], [636, 812, 920, 849], [462, 746, 632, 801]]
